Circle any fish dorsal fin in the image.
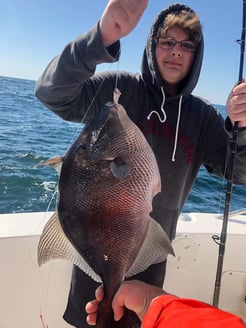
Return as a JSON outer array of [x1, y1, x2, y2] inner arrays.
[[126, 217, 175, 278], [37, 211, 102, 283]]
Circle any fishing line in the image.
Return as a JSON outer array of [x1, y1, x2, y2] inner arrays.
[[212, 0, 246, 307], [63, 44, 123, 153], [41, 43, 123, 214], [216, 148, 231, 215]]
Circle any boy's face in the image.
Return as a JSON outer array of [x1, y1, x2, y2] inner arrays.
[[155, 26, 195, 93]]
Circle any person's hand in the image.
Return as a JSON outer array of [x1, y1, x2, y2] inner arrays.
[[226, 80, 246, 128], [99, 0, 148, 47], [85, 280, 166, 325]]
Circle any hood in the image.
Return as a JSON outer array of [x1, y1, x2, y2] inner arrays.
[[141, 3, 204, 97]]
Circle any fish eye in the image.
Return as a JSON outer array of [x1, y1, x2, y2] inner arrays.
[[110, 157, 130, 179]]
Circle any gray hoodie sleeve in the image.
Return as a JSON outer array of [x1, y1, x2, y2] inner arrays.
[[35, 23, 120, 119]]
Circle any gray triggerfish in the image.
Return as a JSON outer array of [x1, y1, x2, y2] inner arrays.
[[37, 89, 174, 328]]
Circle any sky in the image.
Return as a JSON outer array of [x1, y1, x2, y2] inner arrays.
[[0, 0, 245, 105]]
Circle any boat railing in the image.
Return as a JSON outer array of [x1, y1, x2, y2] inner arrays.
[[217, 208, 246, 220], [180, 209, 246, 223]]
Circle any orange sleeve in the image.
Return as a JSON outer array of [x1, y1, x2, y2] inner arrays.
[[142, 295, 246, 328]]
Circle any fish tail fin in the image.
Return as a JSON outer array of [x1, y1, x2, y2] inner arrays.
[[96, 306, 140, 328], [96, 304, 114, 328], [114, 309, 140, 328]]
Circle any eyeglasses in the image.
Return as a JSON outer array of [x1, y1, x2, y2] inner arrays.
[[156, 38, 197, 52]]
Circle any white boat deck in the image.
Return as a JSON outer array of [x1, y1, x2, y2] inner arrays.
[[0, 211, 246, 327]]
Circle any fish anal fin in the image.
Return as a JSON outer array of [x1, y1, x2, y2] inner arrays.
[[126, 216, 175, 278], [37, 211, 102, 283]]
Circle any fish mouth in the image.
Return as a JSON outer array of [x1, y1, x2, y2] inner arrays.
[[105, 101, 127, 118], [78, 101, 127, 160], [88, 102, 124, 140], [83, 104, 116, 158]]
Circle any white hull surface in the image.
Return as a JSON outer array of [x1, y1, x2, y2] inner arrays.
[[0, 211, 246, 327]]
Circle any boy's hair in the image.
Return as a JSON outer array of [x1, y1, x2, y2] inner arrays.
[[157, 10, 202, 45]]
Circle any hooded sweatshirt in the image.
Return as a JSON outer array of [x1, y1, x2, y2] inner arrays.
[[35, 3, 246, 241]]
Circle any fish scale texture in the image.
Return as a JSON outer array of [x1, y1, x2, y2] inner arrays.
[[38, 103, 172, 328]]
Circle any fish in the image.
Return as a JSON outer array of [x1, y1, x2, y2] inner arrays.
[[37, 89, 174, 328]]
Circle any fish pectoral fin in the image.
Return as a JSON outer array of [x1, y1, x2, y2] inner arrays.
[[37, 156, 64, 174], [126, 216, 175, 278], [37, 211, 102, 283], [110, 157, 131, 179]]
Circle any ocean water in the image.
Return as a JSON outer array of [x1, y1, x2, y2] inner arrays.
[[0, 76, 245, 215]]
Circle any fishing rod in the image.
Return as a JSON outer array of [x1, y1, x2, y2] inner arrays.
[[212, 0, 246, 307]]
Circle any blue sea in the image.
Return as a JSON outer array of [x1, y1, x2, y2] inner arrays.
[[0, 76, 245, 214]]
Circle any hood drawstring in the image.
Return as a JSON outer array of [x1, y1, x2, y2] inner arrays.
[[147, 88, 183, 163], [147, 87, 167, 123], [172, 95, 183, 162]]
